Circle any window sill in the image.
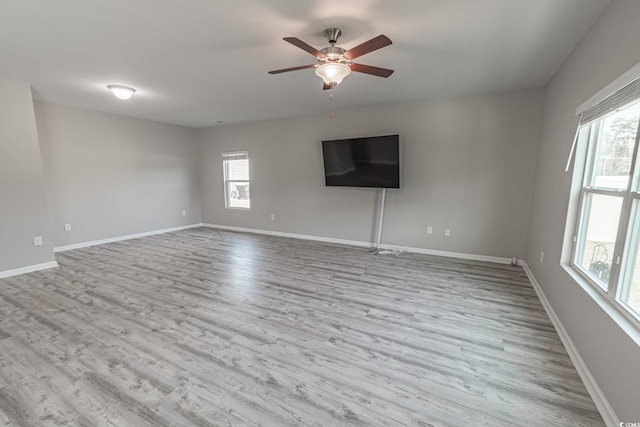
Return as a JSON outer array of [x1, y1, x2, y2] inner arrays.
[[225, 207, 250, 211], [562, 263, 640, 347]]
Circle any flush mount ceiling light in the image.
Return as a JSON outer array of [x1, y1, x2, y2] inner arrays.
[[107, 85, 136, 100]]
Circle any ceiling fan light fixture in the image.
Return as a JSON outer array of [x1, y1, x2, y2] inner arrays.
[[269, 29, 393, 90], [315, 62, 351, 86], [107, 84, 136, 100]]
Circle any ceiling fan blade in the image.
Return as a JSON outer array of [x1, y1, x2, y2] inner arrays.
[[343, 35, 392, 60], [268, 64, 316, 74], [350, 63, 394, 78], [283, 37, 327, 59]]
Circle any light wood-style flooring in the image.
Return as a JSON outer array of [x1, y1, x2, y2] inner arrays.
[[0, 227, 604, 426]]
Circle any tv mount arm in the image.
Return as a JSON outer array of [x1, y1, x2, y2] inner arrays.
[[370, 188, 394, 255]]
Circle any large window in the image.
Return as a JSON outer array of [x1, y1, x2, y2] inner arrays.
[[222, 151, 250, 209], [572, 91, 640, 321]]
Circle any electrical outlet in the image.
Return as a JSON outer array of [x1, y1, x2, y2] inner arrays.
[[64, 223, 71, 231], [445, 228, 451, 236], [427, 226, 433, 234], [182, 210, 187, 216], [270, 214, 275, 221], [33, 236, 43, 246], [540, 251, 544, 263]]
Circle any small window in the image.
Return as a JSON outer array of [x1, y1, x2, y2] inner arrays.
[[222, 151, 250, 209]]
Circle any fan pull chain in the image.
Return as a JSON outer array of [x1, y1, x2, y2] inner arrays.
[[329, 91, 335, 119]]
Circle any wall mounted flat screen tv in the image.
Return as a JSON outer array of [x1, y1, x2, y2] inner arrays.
[[322, 134, 400, 188]]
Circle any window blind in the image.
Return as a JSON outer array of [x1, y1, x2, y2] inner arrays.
[[566, 63, 640, 172], [222, 152, 248, 161], [580, 75, 640, 125]]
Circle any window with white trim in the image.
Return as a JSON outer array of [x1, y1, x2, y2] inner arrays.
[[571, 74, 640, 322], [222, 151, 250, 209]]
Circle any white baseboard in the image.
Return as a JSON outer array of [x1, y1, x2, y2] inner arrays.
[[203, 223, 371, 248], [394, 244, 513, 265], [0, 261, 59, 279], [202, 223, 513, 265], [52, 221, 514, 265], [522, 262, 618, 427], [53, 224, 203, 252]]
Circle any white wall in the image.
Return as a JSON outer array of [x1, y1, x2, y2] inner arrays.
[[0, 78, 55, 273], [526, 0, 640, 421], [35, 102, 202, 247], [200, 88, 544, 260]]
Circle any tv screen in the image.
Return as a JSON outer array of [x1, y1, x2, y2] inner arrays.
[[322, 134, 400, 188]]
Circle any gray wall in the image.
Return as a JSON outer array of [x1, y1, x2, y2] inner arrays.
[[526, 0, 640, 420], [35, 102, 202, 247], [0, 78, 55, 272], [200, 88, 544, 260]]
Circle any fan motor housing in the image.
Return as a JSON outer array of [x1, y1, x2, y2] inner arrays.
[[320, 46, 346, 61]]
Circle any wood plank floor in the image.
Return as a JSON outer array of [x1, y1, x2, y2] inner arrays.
[[0, 227, 604, 426]]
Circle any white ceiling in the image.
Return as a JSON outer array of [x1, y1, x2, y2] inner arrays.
[[0, 0, 611, 128]]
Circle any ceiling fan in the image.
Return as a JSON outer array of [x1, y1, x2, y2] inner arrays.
[[268, 28, 394, 90]]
